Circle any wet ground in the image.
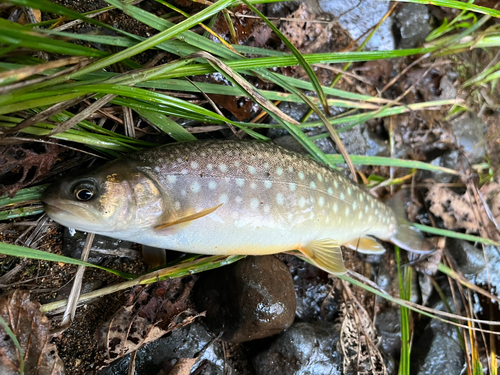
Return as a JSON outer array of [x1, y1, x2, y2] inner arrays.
[[1, 0, 500, 374]]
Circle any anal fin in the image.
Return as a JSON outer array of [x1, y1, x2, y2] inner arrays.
[[299, 239, 347, 275], [343, 236, 386, 255], [142, 245, 166, 268]]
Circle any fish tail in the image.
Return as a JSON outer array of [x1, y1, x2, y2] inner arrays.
[[387, 192, 435, 254]]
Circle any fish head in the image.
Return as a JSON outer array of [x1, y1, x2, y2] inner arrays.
[[42, 160, 167, 234]]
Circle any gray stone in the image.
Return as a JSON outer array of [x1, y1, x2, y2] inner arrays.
[[473, 245, 500, 299], [98, 322, 231, 375], [394, 4, 432, 49], [420, 150, 459, 183], [362, 127, 389, 157], [193, 256, 296, 343], [450, 112, 487, 164], [253, 321, 343, 375], [411, 319, 464, 375], [62, 227, 135, 263], [375, 308, 401, 357], [447, 238, 486, 275], [318, 0, 395, 51]]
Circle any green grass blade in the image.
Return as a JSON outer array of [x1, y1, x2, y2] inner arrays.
[[0, 242, 134, 279], [0, 185, 48, 207], [0, 315, 24, 375], [414, 223, 500, 247], [242, 0, 330, 116], [393, 0, 500, 18], [134, 108, 196, 142]]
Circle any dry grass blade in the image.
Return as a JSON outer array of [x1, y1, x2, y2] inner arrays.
[[189, 51, 300, 126], [0, 56, 88, 85], [49, 94, 115, 135]]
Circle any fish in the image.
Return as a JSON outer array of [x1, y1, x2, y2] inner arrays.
[[42, 140, 432, 274]]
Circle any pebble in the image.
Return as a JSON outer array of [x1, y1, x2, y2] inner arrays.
[[193, 256, 296, 343]]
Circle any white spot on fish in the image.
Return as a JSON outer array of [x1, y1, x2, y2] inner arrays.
[[288, 166, 294, 172], [191, 161, 198, 169], [236, 178, 245, 187], [334, 180, 339, 188], [289, 183, 296, 191], [248, 166, 256, 175], [299, 196, 306, 208], [345, 207, 350, 216], [181, 169, 189, 175], [208, 181, 217, 190], [219, 164, 228, 173], [358, 211, 363, 219], [317, 173, 323, 182], [276, 167, 283, 176], [264, 162, 270, 169], [264, 180, 273, 189], [276, 193, 284, 205], [333, 202, 339, 213], [359, 194, 364, 202], [340, 192, 345, 200], [207, 164, 213, 171], [352, 201, 357, 210], [191, 181, 201, 193], [234, 161, 240, 167], [250, 198, 259, 209], [347, 187, 352, 196], [365, 205, 369, 213], [264, 204, 270, 213], [174, 201, 181, 210], [235, 196, 243, 204], [219, 194, 228, 204], [318, 197, 325, 207], [181, 189, 187, 197], [155, 166, 161, 173], [251, 182, 257, 189], [167, 175, 177, 184], [177, 158, 183, 163], [310, 181, 316, 189], [298, 171, 305, 180], [327, 187, 333, 195]]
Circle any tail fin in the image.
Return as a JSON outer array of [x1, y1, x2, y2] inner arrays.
[[387, 192, 435, 254]]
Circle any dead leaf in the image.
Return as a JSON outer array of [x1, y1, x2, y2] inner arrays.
[[96, 279, 201, 367], [480, 177, 500, 228], [0, 143, 62, 197], [426, 184, 479, 233], [166, 358, 197, 375], [0, 290, 65, 375]]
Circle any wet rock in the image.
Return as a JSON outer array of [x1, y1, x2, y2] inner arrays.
[[375, 308, 401, 357], [394, 4, 432, 49], [317, 0, 395, 51], [420, 150, 459, 183], [98, 322, 231, 375], [411, 318, 464, 375], [62, 227, 135, 263], [450, 112, 487, 164], [282, 255, 338, 322], [253, 321, 343, 375], [362, 127, 389, 157], [473, 245, 500, 298], [447, 238, 486, 275], [419, 273, 433, 306], [193, 256, 296, 343]]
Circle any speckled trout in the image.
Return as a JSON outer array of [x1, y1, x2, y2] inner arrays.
[[42, 140, 431, 274]]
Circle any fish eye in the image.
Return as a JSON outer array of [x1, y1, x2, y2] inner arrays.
[[75, 188, 94, 201], [72, 182, 97, 201]]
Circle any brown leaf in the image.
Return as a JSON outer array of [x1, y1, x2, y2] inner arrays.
[[426, 184, 479, 233], [167, 358, 197, 375], [97, 279, 201, 367], [0, 143, 62, 197], [0, 290, 65, 375]]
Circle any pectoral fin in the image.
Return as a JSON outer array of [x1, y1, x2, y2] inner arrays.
[[343, 236, 386, 255], [299, 239, 347, 275], [155, 204, 223, 231]]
